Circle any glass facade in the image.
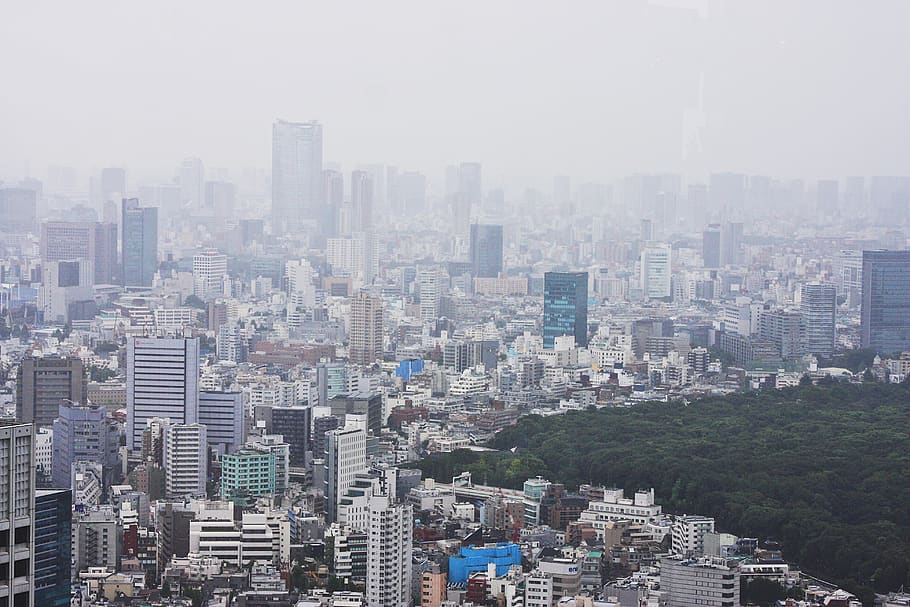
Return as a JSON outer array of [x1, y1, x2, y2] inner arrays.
[[121, 198, 158, 287], [35, 489, 72, 607], [543, 272, 589, 349], [861, 250, 910, 354], [469, 224, 504, 279]]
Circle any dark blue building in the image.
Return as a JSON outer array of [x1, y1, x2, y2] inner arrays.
[[543, 271, 589, 349], [469, 224, 504, 279], [861, 250, 910, 354], [35, 489, 72, 607]]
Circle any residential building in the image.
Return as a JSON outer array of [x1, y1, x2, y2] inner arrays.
[[221, 450, 277, 500], [671, 515, 716, 557], [163, 423, 207, 498], [350, 290, 383, 366], [73, 506, 120, 574], [324, 426, 367, 523]]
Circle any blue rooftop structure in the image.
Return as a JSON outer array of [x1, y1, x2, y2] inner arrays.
[[448, 543, 522, 584]]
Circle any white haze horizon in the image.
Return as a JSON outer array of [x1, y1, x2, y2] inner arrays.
[[2, 0, 910, 191]]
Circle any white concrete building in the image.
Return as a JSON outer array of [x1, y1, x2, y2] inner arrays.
[[193, 249, 228, 301], [578, 488, 662, 539], [660, 556, 739, 607], [671, 515, 716, 558]]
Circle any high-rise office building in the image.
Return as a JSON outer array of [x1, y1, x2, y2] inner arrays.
[[553, 175, 571, 211], [640, 218, 653, 242], [272, 119, 323, 233], [702, 225, 721, 268], [800, 284, 837, 358], [469, 224, 504, 279], [205, 180, 236, 215], [322, 169, 344, 236], [817, 179, 839, 214], [192, 249, 228, 301], [256, 405, 311, 467], [179, 157, 205, 208], [324, 426, 367, 523], [35, 489, 72, 607], [40, 221, 118, 284], [0, 187, 37, 233], [100, 167, 126, 204], [121, 198, 158, 287], [198, 391, 245, 457], [163, 422, 207, 498], [52, 401, 120, 489], [0, 424, 35, 607], [16, 356, 87, 427], [351, 170, 374, 232], [126, 337, 200, 451], [759, 308, 804, 360], [543, 272, 589, 349], [861, 250, 910, 353], [640, 244, 672, 300], [349, 290, 383, 367], [720, 222, 743, 267], [453, 163, 482, 234]]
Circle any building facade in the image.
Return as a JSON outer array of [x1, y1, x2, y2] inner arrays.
[[861, 250, 910, 353], [543, 272, 589, 349]]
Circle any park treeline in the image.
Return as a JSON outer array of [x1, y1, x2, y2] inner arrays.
[[414, 380, 910, 602]]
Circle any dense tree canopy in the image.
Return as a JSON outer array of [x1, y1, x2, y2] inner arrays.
[[415, 382, 910, 602]]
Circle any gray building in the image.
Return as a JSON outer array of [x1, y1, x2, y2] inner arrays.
[[199, 390, 245, 456], [121, 198, 158, 287], [0, 424, 35, 607], [800, 283, 837, 358], [272, 120, 323, 233], [469, 224, 504, 279], [660, 556, 740, 607], [52, 401, 120, 489], [16, 356, 87, 427]]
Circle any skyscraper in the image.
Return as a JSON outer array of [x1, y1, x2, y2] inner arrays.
[[469, 224, 504, 279], [272, 119, 323, 233], [179, 157, 205, 208], [720, 222, 743, 267], [100, 167, 126, 204], [40, 221, 118, 284], [351, 170, 374, 232], [0, 424, 35, 607], [16, 356, 87, 427], [640, 244, 672, 300], [701, 225, 721, 268], [543, 272, 589, 349], [126, 337, 200, 451], [454, 162, 482, 234], [418, 268, 440, 323], [0, 187, 37, 233], [35, 489, 72, 607], [121, 198, 158, 287], [861, 250, 910, 353], [323, 169, 344, 236], [801, 284, 837, 358], [325, 426, 367, 523], [192, 249, 228, 301], [366, 495, 414, 607], [349, 290, 383, 367]]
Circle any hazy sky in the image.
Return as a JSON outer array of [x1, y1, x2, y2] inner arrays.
[[2, 1, 909, 186]]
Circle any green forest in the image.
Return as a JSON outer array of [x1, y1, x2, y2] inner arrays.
[[414, 381, 910, 603]]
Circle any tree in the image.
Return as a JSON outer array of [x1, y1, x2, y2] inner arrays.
[[291, 564, 309, 592], [184, 294, 207, 309]]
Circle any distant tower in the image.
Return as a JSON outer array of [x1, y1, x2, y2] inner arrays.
[[543, 272, 589, 349], [640, 244, 672, 300], [800, 284, 837, 358], [351, 170, 374, 232], [469, 224, 504, 279], [121, 198, 158, 287], [272, 120, 323, 233], [701, 225, 721, 268], [179, 158, 205, 209], [349, 290, 383, 366]]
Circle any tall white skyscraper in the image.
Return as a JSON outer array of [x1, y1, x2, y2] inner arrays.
[[126, 337, 200, 451], [418, 268, 440, 322], [163, 422, 207, 498], [193, 249, 228, 301], [179, 157, 205, 208], [272, 120, 323, 233], [640, 244, 672, 300], [324, 426, 367, 523]]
